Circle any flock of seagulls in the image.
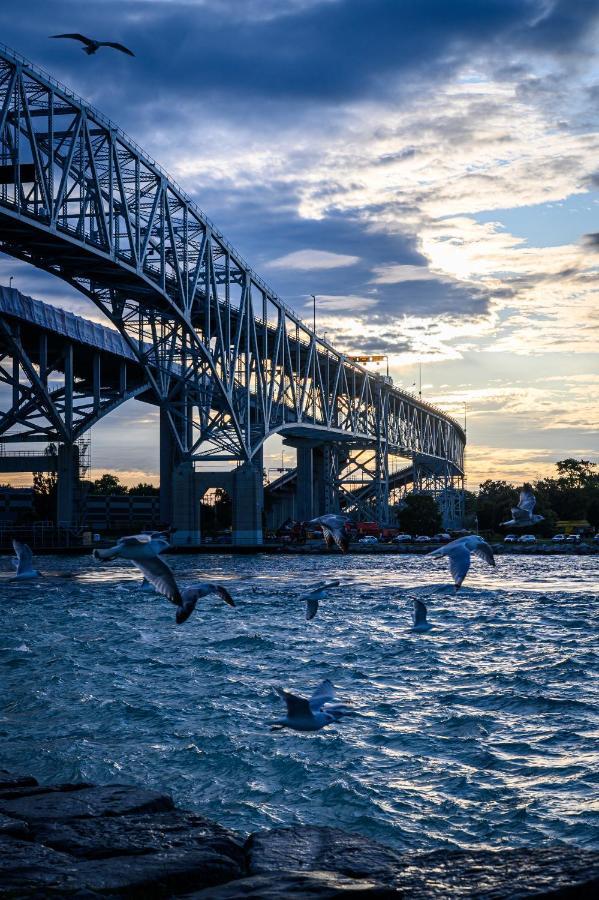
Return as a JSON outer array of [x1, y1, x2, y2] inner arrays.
[[8, 481, 545, 730]]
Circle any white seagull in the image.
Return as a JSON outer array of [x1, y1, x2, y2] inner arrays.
[[428, 534, 495, 590], [270, 680, 350, 732], [51, 34, 135, 56], [308, 514, 351, 553], [133, 555, 235, 624], [93, 532, 170, 562], [299, 580, 340, 620], [412, 598, 433, 632], [11, 540, 39, 580], [501, 485, 544, 528]]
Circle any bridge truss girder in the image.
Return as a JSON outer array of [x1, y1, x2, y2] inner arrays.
[[0, 45, 465, 476]]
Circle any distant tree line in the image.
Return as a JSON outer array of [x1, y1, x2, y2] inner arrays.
[[87, 474, 159, 496]]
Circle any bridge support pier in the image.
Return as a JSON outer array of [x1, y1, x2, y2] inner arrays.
[[232, 449, 263, 546], [159, 408, 176, 526], [56, 443, 79, 527], [295, 442, 341, 521], [171, 461, 201, 546]]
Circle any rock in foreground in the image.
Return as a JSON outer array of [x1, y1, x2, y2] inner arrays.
[[0, 771, 598, 897]]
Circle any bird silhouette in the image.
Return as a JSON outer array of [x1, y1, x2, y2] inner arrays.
[[51, 34, 135, 57]]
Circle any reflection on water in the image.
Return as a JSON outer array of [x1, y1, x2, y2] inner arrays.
[[1, 552, 597, 850]]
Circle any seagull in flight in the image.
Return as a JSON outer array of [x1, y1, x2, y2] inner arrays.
[[299, 580, 340, 620], [501, 485, 544, 528], [133, 555, 235, 624], [93, 532, 169, 562], [11, 540, 39, 580], [411, 598, 433, 632], [270, 680, 350, 732], [51, 34, 135, 57], [308, 514, 351, 553], [428, 534, 495, 590]]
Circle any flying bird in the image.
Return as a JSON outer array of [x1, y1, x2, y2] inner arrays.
[[270, 680, 350, 732], [501, 485, 544, 528], [299, 579, 340, 620], [308, 514, 351, 553], [51, 34, 135, 57], [411, 598, 433, 633], [11, 540, 39, 580], [93, 532, 169, 562], [428, 534, 495, 590], [133, 555, 235, 624]]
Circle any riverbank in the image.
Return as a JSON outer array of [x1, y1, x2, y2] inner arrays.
[[1, 770, 598, 897]]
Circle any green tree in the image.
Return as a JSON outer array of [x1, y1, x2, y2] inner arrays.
[[476, 480, 519, 532], [586, 497, 599, 530], [32, 444, 58, 521], [400, 493, 441, 536], [90, 473, 127, 495], [128, 482, 159, 496]]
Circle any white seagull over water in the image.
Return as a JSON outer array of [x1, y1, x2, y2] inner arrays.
[[133, 556, 235, 624], [501, 485, 544, 528], [412, 599, 433, 632], [308, 514, 351, 553], [428, 534, 495, 590], [270, 680, 350, 732], [11, 540, 39, 580], [93, 532, 170, 562], [299, 580, 340, 620]]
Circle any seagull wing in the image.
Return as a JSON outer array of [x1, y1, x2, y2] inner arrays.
[[473, 541, 496, 567], [277, 689, 313, 720], [305, 596, 319, 620], [100, 42, 135, 57], [12, 540, 34, 575], [120, 534, 151, 545], [331, 527, 349, 553], [133, 556, 181, 606], [309, 680, 335, 710], [518, 489, 536, 514], [51, 33, 94, 46], [448, 544, 471, 589], [320, 526, 336, 550], [511, 506, 529, 522], [413, 599, 428, 626]]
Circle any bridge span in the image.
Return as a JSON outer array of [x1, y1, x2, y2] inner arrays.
[[0, 44, 465, 542]]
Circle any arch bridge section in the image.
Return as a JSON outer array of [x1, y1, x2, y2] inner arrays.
[[0, 45, 465, 542]]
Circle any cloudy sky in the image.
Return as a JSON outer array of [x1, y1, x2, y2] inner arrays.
[[1, 0, 598, 488]]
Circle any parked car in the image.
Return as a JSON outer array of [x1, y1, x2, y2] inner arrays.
[[393, 533, 412, 543], [358, 535, 378, 545], [594, 534, 599, 543], [566, 534, 580, 543], [552, 534, 566, 542], [414, 535, 432, 543], [504, 534, 517, 543], [519, 534, 536, 543], [432, 533, 451, 542]]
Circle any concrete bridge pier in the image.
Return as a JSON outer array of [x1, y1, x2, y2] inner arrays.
[[171, 460, 201, 545], [232, 448, 263, 546], [159, 407, 176, 525], [56, 443, 79, 527], [294, 441, 341, 521]]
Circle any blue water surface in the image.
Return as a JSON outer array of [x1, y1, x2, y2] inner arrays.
[[1, 552, 597, 851]]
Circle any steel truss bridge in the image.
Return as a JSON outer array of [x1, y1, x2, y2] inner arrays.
[[0, 44, 465, 540]]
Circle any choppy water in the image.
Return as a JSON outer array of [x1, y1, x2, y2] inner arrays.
[[1, 552, 598, 851]]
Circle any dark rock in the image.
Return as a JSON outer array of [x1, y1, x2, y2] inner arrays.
[[0, 836, 85, 896], [0, 782, 174, 822], [391, 846, 599, 898], [183, 870, 397, 898], [0, 812, 30, 839], [246, 826, 403, 885], [0, 768, 38, 790], [77, 846, 242, 896], [0, 781, 92, 801], [31, 808, 244, 866]]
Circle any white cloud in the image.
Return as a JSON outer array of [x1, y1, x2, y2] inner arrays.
[[266, 249, 360, 270]]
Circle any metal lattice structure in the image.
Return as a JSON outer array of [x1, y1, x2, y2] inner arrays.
[[0, 44, 464, 505]]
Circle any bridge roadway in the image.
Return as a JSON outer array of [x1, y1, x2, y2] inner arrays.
[[0, 44, 466, 541]]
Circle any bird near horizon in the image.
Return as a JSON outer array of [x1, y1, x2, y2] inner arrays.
[[270, 680, 351, 732], [428, 534, 496, 590], [50, 34, 135, 57], [299, 579, 341, 620], [308, 514, 351, 553], [501, 485, 545, 528], [93, 532, 170, 562]]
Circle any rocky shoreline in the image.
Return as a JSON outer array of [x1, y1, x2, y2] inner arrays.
[[1, 770, 598, 897]]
